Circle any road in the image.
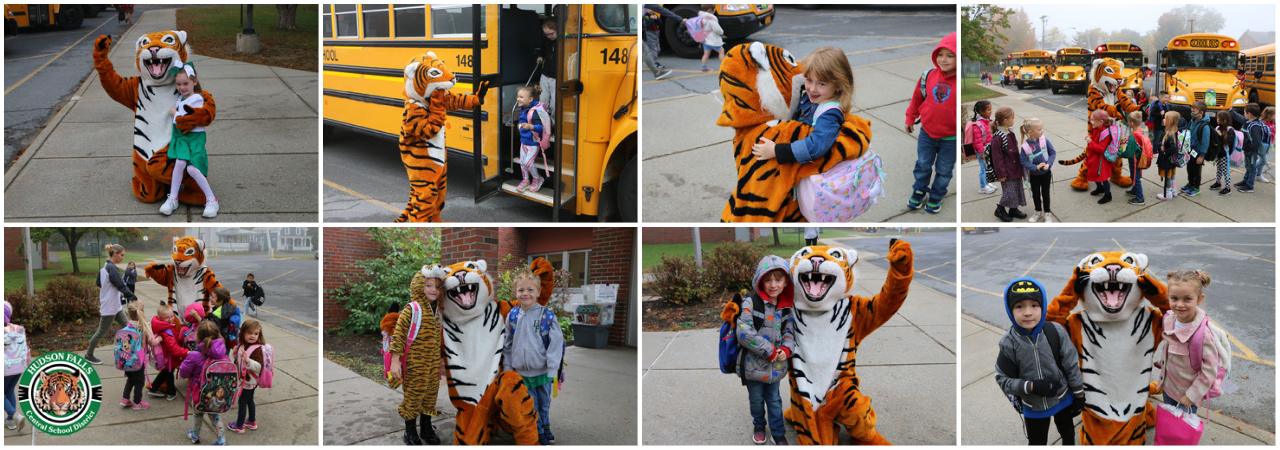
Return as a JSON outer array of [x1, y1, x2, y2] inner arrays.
[[3, 6, 168, 170], [960, 227, 1275, 431], [831, 231, 957, 297], [201, 253, 320, 341]]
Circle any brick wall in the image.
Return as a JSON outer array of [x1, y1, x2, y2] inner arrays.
[[4, 228, 48, 270], [322, 228, 383, 329], [591, 227, 636, 347], [643, 227, 759, 244]]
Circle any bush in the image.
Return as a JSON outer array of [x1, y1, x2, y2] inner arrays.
[[6, 289, 50, 334], [704, 241, 768, 293], [651, 254, 715, 305], [41, 275, 98, 324], [328, 228, 441, 335]]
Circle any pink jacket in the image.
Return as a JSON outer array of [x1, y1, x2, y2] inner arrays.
[[1156, 308, 1222, 407]]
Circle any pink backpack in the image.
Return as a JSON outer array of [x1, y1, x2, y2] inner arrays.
[[381, 302, 421, 389], [795, 150, 886, 222], [152, 328, 175, 371], [524, 103, 552, 177], [682, 15, 715, 43], [242, 344, 274, 388], [114, 324, 147, 372], [4, 324, 30, 377]]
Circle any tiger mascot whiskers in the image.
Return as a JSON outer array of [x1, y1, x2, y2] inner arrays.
[[144, 236, 224, 314], [1061, 59, 1138, 190], [396, 52, 489, 223], [34, 370, 84, 417], [717, 42, 872, 222], [435, 258, 553, 444], [92, 32, 217, 205], [1046, 251, 1169, 445]]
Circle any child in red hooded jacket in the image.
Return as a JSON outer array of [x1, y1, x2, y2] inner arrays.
[[147, 303, 189, 400], [905, 32, 957, 215]]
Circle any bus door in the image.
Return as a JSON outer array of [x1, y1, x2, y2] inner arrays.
[[466, 5, 506, 204], [552, 5, 584, 221]]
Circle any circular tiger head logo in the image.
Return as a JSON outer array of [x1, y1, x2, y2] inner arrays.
[[17, 352, 102, 435]]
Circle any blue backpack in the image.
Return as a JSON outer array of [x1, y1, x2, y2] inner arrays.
[[507, 307, 567, 387], [718, 294, 763, 376]]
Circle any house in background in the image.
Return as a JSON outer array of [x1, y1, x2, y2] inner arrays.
[[1239, 30, 1276, 51]]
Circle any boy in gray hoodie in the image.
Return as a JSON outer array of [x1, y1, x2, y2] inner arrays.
[[503, 269, 565, 445], [733, 255, 795, 445], [995, 277, 1085, 445]]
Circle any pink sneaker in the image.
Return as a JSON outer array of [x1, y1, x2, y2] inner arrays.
[[120, 398, 133, 407], [529, 178, 544, 192], [516, 179, 530, 191], [244, 421, 258, 430], [132, 401, 150, 410]]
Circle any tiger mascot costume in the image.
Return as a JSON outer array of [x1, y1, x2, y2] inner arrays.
[[721, 240, 914, 444], [145, 236, 225, 315], [434, 258, 554, 445], [381, 269, 444, 444], [717, 42, 872, 222], [396, 52, 489, 223], [1061, 59, 1139, 190], [93, 32, 217, 205], [1046, 251, 1169, 445]]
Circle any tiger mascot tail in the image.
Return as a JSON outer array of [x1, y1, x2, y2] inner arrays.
[[1045, 251, 1169, 445], [1063, 59, 1138, 190], [435, 258, 553, 445], [93, 32, 217, 205], [397, 52, 489, 223], [717, 42, 872, 222]]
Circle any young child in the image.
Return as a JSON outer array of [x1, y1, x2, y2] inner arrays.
[[516, 85, 549, 192], [731, 256, 794, 445], [180, 320, 229, 445], [228, 320, 265, 434], [1260, 106, 1275, 183], [537, 17, 559, 117], [208, 287, 240, 352], [161, 63, 219, 218], [1148, 91, 1172, 143], [503, 269, 566, 445], [989, 106, 1025, 221], [1239, 103, 1267, 193], [1212, 111, 1236, 195], [148, 303, 188, 400], [1085, 109, 1119, 204], [125, 261, 138, 295], [242, 273, 260, 317], [1157, 111, 1184, 200], [750, 46, 853, 166], [995, 278, 1085, 446], [1181, 101, 1212, 196], [1019, 118, 1056, 223], [1125, 112, 1153, 206], [121, 300, 156, 410], [696, 5, 725, 73], [4, 301, 30, 432], [904, 32, 957, 213], [387, 270, 444, 445], [969, 100, 996, 195], [1154, 269, 1226, 415]]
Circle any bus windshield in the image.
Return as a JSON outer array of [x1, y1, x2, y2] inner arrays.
[[1022, 57, 1053, 66], [1168, 50, 1239, 71], [1057, 55, 1091, 66], [1105, 54, 1145, 69], [1006, 58, 1023, 66]]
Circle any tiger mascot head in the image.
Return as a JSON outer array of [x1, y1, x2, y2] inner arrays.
[[135, 30, 189, 86], [789, 246, 856, 312], [1072, 251, 1164, 322], [429, 260, 495, 320], [170, 236, 207, 279], [1091, 58, 1125, 97], [34, 370, 84, 417], [403, 52, 456, 104], [717, 41, 804, 128]]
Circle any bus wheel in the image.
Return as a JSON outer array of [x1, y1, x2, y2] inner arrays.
[[618, 156, 637, 222], [82, 5, 101, 18], [58, 6, 83, 30], [664, 5, 703, 59], [1052, 85, 1059, 95], [1250, 90, 1259, 105]]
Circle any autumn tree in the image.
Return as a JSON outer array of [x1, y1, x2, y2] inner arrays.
[[960, 4, 1013, 66], [31, 227, 143, 274]]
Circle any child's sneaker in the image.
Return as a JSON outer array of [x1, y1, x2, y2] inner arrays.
[[516, 179, 530, 191], [906, 190, 926, 210], [131, 401, 150, 410], [1219, 187, 1231, 196], [1187, 188, 1200, 196], [147, 389, 165, 398], [701, 65, 711, 73], [1259, 174, 1270, 183], [188, 430, 201, 444], [212, 439, 227, 446], [773, 436, 789, 446], [545, 430, 555, 444], [978, 185, 997, 194], [1209, 182, 1223, 190], [166, 393, 177, 401], [1027, 211, 1042, 223], [228, 422, 245, 434], [1240, 187, 1254, 193], [1129, 197, 1145, 206], [752, 427, 767, 444], [159, 196, 179, 216], [245, 421, 258, 430], [202, 199, 220, 218], [529, 178, 545, 192], [120, 398, 133, 407], [539, 436, 551, 445], [923, 196, 942, 214]]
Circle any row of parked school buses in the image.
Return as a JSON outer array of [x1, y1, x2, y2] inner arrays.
[[1000, 33, 1275, 115]]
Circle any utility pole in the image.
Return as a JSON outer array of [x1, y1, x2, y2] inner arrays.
[[23, 228, 35, 297], [1040, 15, 1048, 48], [692, 227, 703, 268], [1187, 18, 1196, 34]]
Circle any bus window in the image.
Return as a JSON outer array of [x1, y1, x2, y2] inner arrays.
[[431, 4, 485, 38], [595, 4, 636, 33], [363, 5, 390, 38], [323, 5, 333, 38], [334, 4, 358, 39], [1169, 50, 1238, 71], [394, 5, 425, 38]]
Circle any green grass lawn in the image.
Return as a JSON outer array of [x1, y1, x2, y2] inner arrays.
[[176, 5, 318, 71], [962, 77, 1004, 103], [4, 254, 96, 292]]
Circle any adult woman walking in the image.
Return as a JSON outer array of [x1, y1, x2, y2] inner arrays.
[[84, 244, 138, 365]]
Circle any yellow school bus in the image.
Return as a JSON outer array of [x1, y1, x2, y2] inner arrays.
[[1051, 47, 1091, 94], [322, 4, 638, 221], [659, 4, 774, 58], [1242, 43, 1275, 107], [4, 4, 97, 32], [1093, 42, 1148, 92], [1015, 50, 1053, 89], [1156, 33, 1248, 116], [1001, 52, 1023, 86]]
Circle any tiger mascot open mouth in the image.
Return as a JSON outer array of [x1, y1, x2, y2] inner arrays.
[[1073, 252, 1149, 319], [790, 246, 852, 311], [439, 260, 490, 314]]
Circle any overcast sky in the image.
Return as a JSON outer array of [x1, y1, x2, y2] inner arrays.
[[993, 4, 1275, 39]]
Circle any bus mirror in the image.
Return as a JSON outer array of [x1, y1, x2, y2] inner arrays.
[[1163, 68, 1177, 76], [1255, 70, 1264, 79], [1143, 56, 1149, 64]]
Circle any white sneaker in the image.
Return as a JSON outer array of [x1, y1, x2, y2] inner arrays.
[[202, 199, 220, 218], [159, 197, 179, 216], [1259, 174, 1270, 184], [1027, 211, 1042, 223], [1043, 212, 1057, 223]]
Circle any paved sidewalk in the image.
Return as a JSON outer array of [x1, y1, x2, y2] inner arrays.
[[960, 84, 1274, 223], [323, 345, 638, 445], [643, 54, 955, 223], [3, 277, 319, 445], [642, 257, 957, 445], [961, 313, 1275, 445], [4, 8, 319, 222]]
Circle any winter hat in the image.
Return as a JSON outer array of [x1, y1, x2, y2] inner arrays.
[[1005, 279, 1044, 310], [184, 302, 206, 324]]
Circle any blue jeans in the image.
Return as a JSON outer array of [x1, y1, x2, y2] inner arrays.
[[1256, 148, 1269, 178], [1163, 392, 1198, 415], [529, 381, 553, 436], [1128, 157, 1144, 201], [745, 379, 785, 438], [912, 132, 956, 200], [977, 154, 990, 188], [1242, 152, 1258, 189], [5, 375, 18, 419]]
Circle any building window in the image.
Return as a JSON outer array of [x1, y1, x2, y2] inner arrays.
[[529, 250, 588, 288], [394, 5, 425, 38], [431, 4, 485, 38], [334, 4, 358, 39]]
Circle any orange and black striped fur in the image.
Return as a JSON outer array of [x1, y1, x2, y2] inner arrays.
[[144, 236, 225, 314], [396, 52, 482, 223], [92, 32, 217, 205], [1046, 251, 1169, 445], [717, 42, 872, 222], [1065, 59, 1137, 190]]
